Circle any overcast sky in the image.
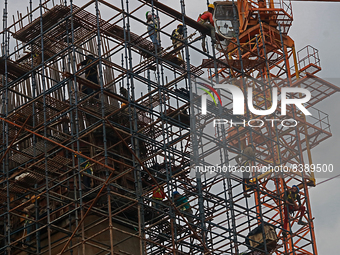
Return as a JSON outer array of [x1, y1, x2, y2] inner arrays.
[[289, 2, 340, 254], [1, 0, 339, 254]]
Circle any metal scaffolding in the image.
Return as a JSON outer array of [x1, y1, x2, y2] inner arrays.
[[0, 0, 338, 254]]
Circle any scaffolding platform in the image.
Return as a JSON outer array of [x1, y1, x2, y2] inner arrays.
[[291, 73, 340, 108]]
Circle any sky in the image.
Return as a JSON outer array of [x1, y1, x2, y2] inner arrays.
[[1, 0, 340, 254], [288, 2, 340, 254]]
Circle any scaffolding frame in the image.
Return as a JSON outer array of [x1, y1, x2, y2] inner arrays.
[[0, 0, 338, 254]]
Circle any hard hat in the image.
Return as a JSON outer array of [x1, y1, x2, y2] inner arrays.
[[208, 4, 215, 9], [146, 11, 150, 19], [31, 195, 40, 203], [178, 23, 183, 27], [292, 185, 299, 193], [173, 191, 179, 196]]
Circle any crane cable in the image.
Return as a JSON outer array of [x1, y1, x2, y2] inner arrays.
[[310, 174, 340, 186]]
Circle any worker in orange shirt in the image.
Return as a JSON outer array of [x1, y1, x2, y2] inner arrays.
[[152, 185, 166, 212], [197, 4, 216, 52]]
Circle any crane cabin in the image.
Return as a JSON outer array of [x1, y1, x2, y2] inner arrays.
[[212, 0, 291, 52], [213, 1, 239, 39]]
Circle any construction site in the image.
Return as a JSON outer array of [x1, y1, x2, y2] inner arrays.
[[0, 0, 338, 254]]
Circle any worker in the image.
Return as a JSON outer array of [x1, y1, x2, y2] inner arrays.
[[120, 87, 128, 109], [22, 195, 39, 248], [76, 54, 99, 98], [283, 185, 307, 235], [146, 11, 161, 50], [76, 155, 94, 191], [120, 87, 128, 99], [197, 4, 216, 52], [235, 143, 256, 197], [152, 185, 166, 212], [173, 191, 195, 229], [171, 24, 184, 60], [258, 0, 266, 8]]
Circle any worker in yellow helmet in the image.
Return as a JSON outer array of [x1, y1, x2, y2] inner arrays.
[[197, 3, 216, 52], [171, 24, 184, 61], [76, 54, 99, 100]]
